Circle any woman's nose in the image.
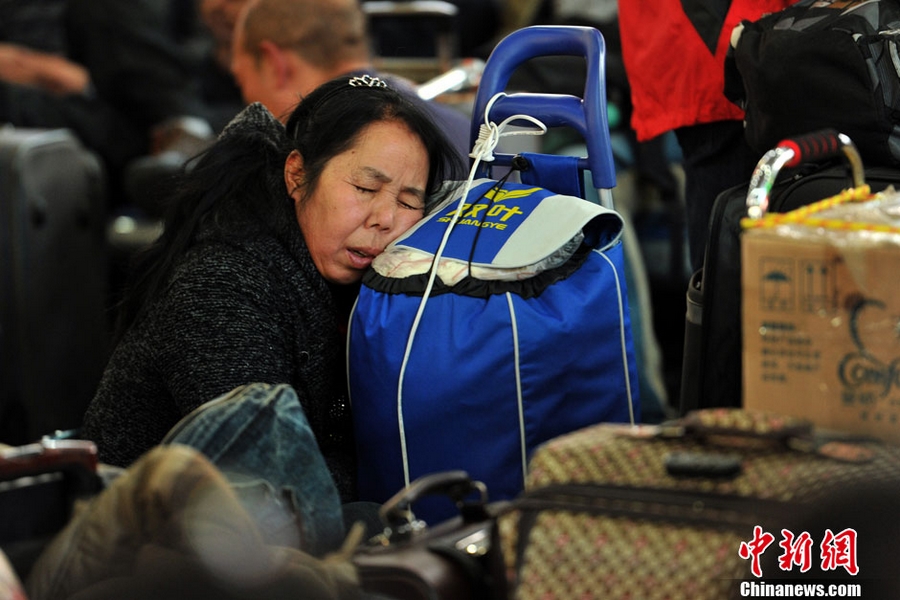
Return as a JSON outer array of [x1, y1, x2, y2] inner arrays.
[[366, 194, 396, 231]]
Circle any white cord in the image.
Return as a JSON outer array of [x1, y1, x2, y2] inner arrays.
[[505, 292, 527, 484], [596, 248, 637, 427], [395, 93, 547, 487]]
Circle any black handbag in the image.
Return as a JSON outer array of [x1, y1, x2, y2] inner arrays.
[[352, 470, 509, 600], [725, 0, 900, 168]]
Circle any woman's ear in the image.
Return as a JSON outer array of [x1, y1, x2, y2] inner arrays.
[[284, 150, 304, 200]]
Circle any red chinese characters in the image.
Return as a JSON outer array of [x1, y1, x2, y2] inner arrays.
[[821, 528, 859, 576], [738, 527, 859, 578], [739, 526, 776, 578]]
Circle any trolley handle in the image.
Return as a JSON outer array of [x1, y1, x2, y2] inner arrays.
[[746, 129, 864, 219], [0, 438, 103, 500], [469, 26, 615, 190], [377, 470, 489, 542]]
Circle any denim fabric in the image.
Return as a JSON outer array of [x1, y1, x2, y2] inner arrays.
[[162, 383, 345, 556]]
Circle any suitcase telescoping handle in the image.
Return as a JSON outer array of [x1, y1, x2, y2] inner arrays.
[[746, 128, 864, 219], [0, 438, 104, 533], [673, 409, 876, 464], [0, 438, 99, 485]]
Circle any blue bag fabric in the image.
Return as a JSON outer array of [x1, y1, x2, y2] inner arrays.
[[348, 178, 640, 523], [161, 382, 345, 556]]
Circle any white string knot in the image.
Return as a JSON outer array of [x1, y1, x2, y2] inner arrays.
[[468, 93, 548, 163]]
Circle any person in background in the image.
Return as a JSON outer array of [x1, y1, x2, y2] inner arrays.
[[192, 0, 248, 129], [197, 0, 251, 74], [80, 75, 465, 503], [229, 0, 472, 160], [618, 0, 796, 273], [0, 0, 218, 202]]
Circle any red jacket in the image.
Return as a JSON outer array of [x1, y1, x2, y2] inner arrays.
[[619, 0, 795, 141]]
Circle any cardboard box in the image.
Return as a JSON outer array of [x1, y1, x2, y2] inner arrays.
[[741, 189, 900, 443]]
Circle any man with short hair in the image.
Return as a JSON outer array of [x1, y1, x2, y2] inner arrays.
[[230, 0, 471, 160]]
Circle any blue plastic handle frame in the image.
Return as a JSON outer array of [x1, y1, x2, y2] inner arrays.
[[469, 25, 616, 190]]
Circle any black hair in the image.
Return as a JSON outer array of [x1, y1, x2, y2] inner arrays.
[[284, 75, 462, 211], [112, 75, 464, 342]]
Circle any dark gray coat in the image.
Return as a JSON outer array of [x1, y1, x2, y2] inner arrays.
[[81, 112, 357, 499]]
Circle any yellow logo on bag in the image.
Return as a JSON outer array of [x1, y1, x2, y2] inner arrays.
[[437, 186, 539, 230], [484, 187, 542, 202]]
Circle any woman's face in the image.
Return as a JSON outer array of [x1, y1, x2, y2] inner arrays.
[[286, 120, 430, 285]]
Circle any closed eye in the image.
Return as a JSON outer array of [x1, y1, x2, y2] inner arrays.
[[398, 199, 422, 211]]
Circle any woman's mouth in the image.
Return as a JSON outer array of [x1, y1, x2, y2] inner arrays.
[[347, 247, 379, 269]]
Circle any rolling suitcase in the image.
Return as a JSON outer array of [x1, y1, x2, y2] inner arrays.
[[680, 130, 900, 414], [499, 407, 900, 599], [0, 127, 111, 445], [0, 438, 103, 582], [348, 25, 640, 525]]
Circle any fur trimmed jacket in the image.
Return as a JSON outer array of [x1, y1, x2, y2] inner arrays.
[[25, 444, 361, 600]]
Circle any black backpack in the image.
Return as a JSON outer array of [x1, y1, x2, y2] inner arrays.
[[726, 0, 900, 168]]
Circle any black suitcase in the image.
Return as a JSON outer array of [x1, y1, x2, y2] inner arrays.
[[679, 130, 900, 414], [0, 127, 112, 445]]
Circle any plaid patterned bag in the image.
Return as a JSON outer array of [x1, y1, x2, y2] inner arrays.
[[499, 408, 900, 599]]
